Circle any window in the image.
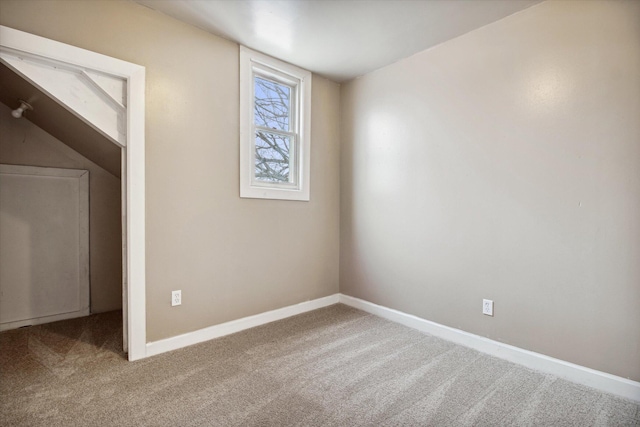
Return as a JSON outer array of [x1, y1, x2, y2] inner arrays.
[[240, 46, 312, 201]]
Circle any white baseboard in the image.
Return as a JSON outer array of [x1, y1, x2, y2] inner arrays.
[[146, 294, 340, 358], [339, 294, 640, 403], [144, 292, 639, 402]]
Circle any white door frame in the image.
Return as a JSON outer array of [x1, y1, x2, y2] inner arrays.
[[0, 25, 147, 361]]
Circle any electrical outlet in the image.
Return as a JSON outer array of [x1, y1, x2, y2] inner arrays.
[[172, 290, 182, 306], [482, 299, 493, 316]]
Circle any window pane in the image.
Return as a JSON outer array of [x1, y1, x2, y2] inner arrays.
[[255, 131, 292, 183], [254, 76, 290, 131]]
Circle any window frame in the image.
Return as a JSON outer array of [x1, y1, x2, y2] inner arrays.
[[240, 46, 312, 201], [253, 72, 297, 188]]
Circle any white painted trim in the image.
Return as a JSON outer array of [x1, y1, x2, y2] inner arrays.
[[80, 70, 126, 111], [0, 27, 143, 77], [1, 46, 127, 146], [123, 60, 146, 361], [0, 25, 147, 361], [146, 294, 339, 357], [338, 294, 640, 402], [144, 291, 639, 401], [239, 45, 312, 201]]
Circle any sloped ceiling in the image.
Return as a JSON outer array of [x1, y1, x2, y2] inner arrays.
[[0, 63, 121, 178], [135, 0, 542, 82]]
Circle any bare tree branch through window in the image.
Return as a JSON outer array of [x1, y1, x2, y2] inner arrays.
[[254, 77, 293, 182]]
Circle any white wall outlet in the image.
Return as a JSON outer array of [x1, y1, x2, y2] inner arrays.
[[171, 290, 182, 306], [482, 299, 493, 316]]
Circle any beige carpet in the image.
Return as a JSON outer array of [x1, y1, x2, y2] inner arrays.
[[1, 305, 638, 426]]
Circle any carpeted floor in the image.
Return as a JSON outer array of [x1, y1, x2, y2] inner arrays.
[[1, 304, 638, 426]]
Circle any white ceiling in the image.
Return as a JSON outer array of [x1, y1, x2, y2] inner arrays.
[[135, 0, 542, 82]]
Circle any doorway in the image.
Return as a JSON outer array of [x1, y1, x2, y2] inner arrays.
[[0, 25, 146, 360]]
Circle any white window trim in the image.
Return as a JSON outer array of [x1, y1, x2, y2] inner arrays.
[[240, 46, 312, 201]]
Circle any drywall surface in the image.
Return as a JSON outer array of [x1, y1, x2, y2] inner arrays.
[[0, 0, 340, 342], [340, 0, 640, 381], [1, 165, 89, 328], [0, 103, 122, 313]]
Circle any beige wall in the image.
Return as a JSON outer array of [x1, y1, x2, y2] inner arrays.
[[0, 103, 122, 313], [3, 0, 636, 382], [0, 0, 341, 342], [341, 0, 640, 381]]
